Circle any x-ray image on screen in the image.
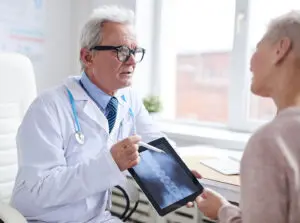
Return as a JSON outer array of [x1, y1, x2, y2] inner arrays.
[[132, 145, 199, 209]]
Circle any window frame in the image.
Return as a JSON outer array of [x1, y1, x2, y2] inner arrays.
[[150, 0, 269, 134]]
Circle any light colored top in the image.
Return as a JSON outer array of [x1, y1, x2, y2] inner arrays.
[[219, 107, 300, 223], [10, 76, 164, 223]]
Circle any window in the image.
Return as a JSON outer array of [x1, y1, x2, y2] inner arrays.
[[154, 0, 300, 132], [175, 0, 235, 123]]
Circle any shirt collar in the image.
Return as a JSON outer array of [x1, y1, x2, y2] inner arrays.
[[80, 72, 112, 110]]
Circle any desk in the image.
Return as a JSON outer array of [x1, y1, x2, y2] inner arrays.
[[178, 145, 242, 203]]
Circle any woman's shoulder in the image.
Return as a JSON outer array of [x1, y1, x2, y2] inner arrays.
[[243, 110, 300, 164]]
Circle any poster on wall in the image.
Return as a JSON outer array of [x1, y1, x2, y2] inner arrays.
[[0, 0, 45, 65]]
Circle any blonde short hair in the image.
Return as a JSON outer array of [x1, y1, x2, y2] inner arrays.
[[265, 11, 300, 57]]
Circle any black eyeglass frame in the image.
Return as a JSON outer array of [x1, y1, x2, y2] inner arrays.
[[90, 45, 146, 63]]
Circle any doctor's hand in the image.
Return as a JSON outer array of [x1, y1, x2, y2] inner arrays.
[[111, 135, 141, 171], [195, 188, 230, 220]]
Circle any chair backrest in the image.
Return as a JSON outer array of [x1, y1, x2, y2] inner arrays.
[[0, 202, 27, 223], [0, 53, 37, 203]]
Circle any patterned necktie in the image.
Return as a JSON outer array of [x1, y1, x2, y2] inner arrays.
[[106, 96, 118, 133]]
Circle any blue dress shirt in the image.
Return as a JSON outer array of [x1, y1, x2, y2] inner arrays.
[[80, 72, 112, 116]]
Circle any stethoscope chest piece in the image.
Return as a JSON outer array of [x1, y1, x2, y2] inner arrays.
[[75, 132, 85, 145]]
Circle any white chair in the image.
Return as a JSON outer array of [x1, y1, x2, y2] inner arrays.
[[0, 52, 37, 222], [0, 202, 27, 223]]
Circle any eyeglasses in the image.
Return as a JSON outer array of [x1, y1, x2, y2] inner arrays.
[[90, 45, 145, 63]]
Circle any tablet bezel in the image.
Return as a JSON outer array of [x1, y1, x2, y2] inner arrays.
[[128, 137, 204, 216]]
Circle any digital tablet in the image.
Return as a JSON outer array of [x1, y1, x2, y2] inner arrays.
[[128, 137, 204, 216]]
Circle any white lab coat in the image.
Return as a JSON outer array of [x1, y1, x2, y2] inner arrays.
[[10, 77, 166, 223]]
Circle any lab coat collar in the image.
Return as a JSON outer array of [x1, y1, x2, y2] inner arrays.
[[64, 76, 89, 101], [64, 76, 129, 135], [64, 76, 126, 105]]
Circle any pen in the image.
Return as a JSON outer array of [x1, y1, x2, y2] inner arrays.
[[138, 141, 165, 153], [127, 107, 164, 153]]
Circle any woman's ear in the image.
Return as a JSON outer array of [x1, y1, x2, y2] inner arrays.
[[273, 37, 292, 65]]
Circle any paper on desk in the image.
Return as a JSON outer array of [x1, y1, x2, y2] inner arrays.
[[199, 157, 240, 175]]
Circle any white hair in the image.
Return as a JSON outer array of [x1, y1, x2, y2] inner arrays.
[[265, 10, 300, 57], [79, 5, 135, 69]]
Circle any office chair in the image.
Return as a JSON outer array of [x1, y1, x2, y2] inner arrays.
[[0, 202, 27, 223], [0, 52, 36, 223]]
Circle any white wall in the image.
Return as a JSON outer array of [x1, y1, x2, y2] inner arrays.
[[0, 0, 72, 92], [39, 0, 72, 92], [0, 0, 155, 97], [92, 0, 136, 10], [69, 0, 93, 75]]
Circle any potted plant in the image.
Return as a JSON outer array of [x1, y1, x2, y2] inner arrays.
[[143, 95, 162, 117]]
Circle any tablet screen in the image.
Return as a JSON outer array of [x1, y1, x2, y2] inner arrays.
[[130, 138, 202, 214]]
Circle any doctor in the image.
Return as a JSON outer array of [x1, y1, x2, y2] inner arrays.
[[11, 5, 166, 223]]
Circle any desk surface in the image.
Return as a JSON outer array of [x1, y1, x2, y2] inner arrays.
[[182, 155, 240, 186], [178, 146, 241, 187]]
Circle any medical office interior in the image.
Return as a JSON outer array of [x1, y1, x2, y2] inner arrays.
[[0, 0, 299, 222]]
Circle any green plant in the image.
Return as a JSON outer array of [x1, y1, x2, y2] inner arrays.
[[143, 95, 162, 113]]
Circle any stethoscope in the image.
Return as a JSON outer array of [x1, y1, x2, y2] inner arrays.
[[66, 88, 134, 145], [67, 88, 85, 144]]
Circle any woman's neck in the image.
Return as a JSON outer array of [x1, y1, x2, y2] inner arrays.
[[272, 69, 300, 113]]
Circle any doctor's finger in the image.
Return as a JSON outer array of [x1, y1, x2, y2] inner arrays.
[[121, 137, 139, 149], [126, 135, 141, 144], [128, 151, 139, 162], [128, 155, 140, 167], [124, 144, 139, 155]]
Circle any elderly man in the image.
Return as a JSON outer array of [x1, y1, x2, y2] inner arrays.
[[11, 5, 166, 223]]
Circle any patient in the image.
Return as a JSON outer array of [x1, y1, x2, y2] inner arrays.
[[193, 11, 300, 223]]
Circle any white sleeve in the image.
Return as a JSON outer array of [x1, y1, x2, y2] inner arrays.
[[16, 97, 125, 208]]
